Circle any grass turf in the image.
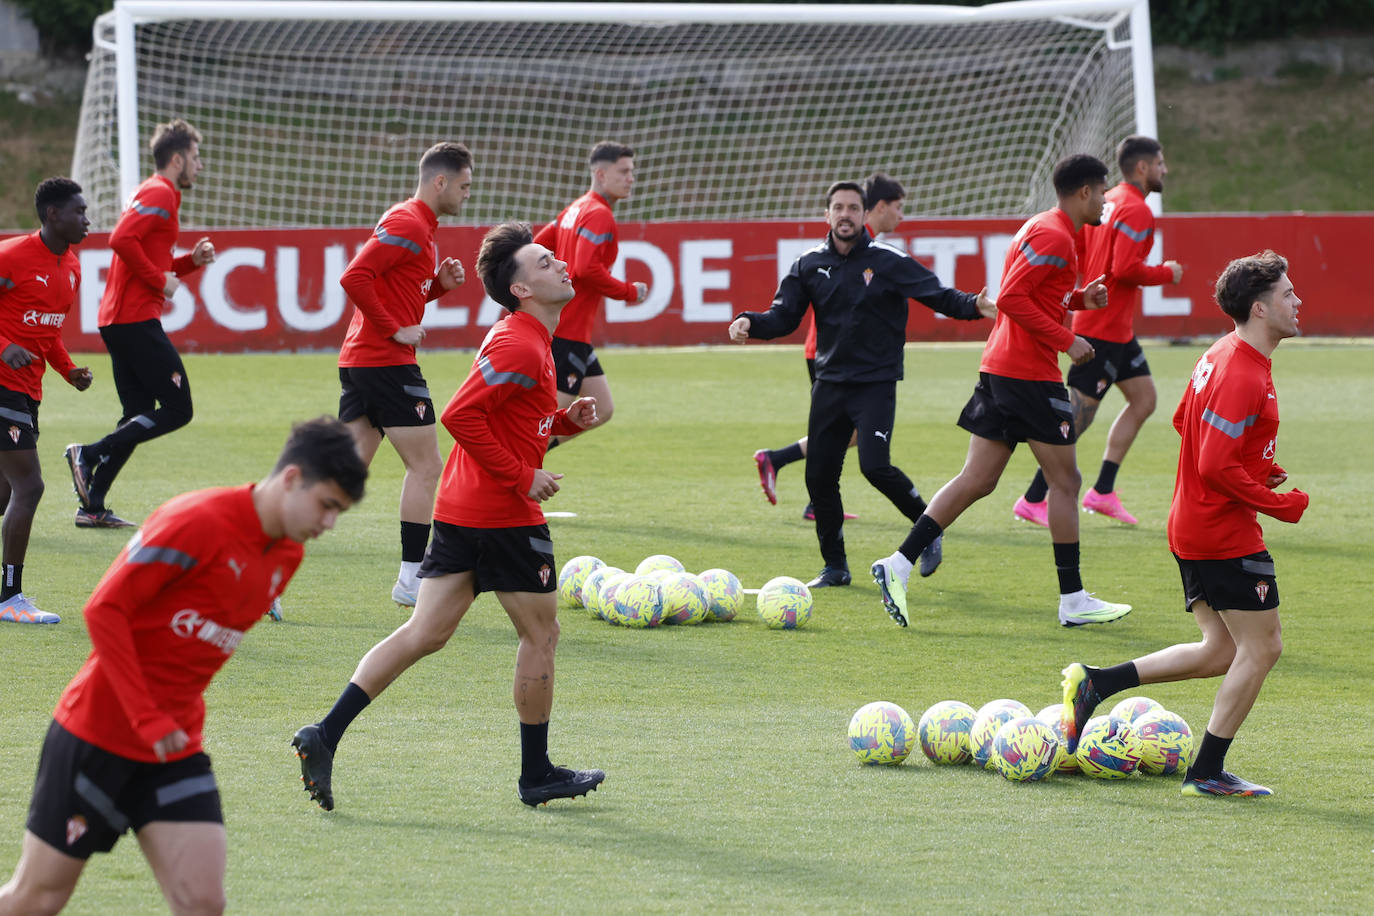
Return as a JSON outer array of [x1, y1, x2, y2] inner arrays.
[[2, 342, 1372, 913]]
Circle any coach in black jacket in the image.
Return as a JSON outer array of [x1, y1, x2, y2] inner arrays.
[[729, 180, 995, 588]]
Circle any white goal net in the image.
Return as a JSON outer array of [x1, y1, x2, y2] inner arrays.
[[73, 0, 1154, 230]]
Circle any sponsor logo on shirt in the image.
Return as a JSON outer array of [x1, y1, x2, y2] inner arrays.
[[1255, 580, 1269, 602], [538, 415, 555, 437], [22, 310, 65, 327], [1263, 439, 1275, 460], [170, 609, 245, 655], [1061, 290, 1072, 306], [421, 278, 433, 297], [1191, 358, 1214, 392]]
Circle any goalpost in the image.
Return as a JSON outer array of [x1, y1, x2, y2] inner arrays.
[[73, 0, 1156, 230]]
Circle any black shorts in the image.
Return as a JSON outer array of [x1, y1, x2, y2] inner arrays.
[[0, 386, 39, 451], [25, 721, 222, 860], [99, 319, 191, 420], [1174, 551, 1280, 613], [551, 337, 604, 396], [806, 358, 816, 385], [1066, 336, 1151, 399], [956, 372, 1076, 447], [338, 364, 436, 429], [419, 520, 556, 595]]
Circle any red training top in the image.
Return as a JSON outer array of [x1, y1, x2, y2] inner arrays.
[[98, 174, 199, 327], [980, 207, 1088, 382], [0, 232, 79, 399], [54, 484, 303, 762], [339, 197, 445, 368], [1167, 332, 1308, 560], [1073, 182, 1175, 343], [433, 310, 582, 528], [533, 191, 636, 344]]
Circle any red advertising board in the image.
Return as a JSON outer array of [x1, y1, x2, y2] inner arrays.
[[5, 214, 1370, 352]]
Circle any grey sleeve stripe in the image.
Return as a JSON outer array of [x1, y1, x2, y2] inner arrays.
[[477, 356, 536, 389], [76, 773, 129, 833], [155, 773, 219, 807], [1017, 239, 1068, 269], [1240, 557, 1276, 576], [127, 536, 198, 570], [576, 226, 613, 245], [0, 277, 14, 289], [0, 406, 34, 427], [1201, 408, 1256, 439], [528, 536, 555, 555], [131, 201, 171, 220], [402, 384, 431, 399], [376, 227, 423, 255], [1112, 220, 1152, 243]]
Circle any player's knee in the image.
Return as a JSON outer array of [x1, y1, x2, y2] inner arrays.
[[1132, 390, 1157, 417], [10, 473, 44, 511], [4, 884, 74, 916], [1198, 640, 1236, 677], [1046, 466, 1082, 496], [165, 878, 225, 916]]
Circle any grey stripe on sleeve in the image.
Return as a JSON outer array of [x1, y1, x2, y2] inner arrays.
[[376, 226, 423, 255], [1017, 239, 1068, 269], [1201, 408, 1256, 439], [476, 356, 536, 389]]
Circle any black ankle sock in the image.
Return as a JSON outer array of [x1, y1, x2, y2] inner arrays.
[[519, 721, 552, 784], [772, 441, 804, 470], [1, 563, 22, 601], [1025, 469, 1049, 503], [1089, 661, 1140, 701], [400, 521, 429, 564], [1189, 731, 1233, 779], [319, 682, 371, 753], [1053, 542, 1083, 595], [1094, 460, 1121, 495], [898, 515, 943, 563]]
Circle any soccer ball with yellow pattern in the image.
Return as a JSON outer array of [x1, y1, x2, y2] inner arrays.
[[992, 716, 1061, 782], [756, 576, 812, 629], [848, 701, 916, 766], [917, 700, 977, 765]]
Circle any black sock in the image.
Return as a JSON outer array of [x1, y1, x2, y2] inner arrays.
[[400, 521, 429, 564], [1025, 469, 1049, 503], [1, 563, 21, 601], [1053, 542, 1083, 595], [518, 721, 552, 784], [319, 682, 372, 753], [771, 441, 805, 471], [897, 515, 943, 563], [1088, 661, 1140, 702], [1188, 731, 1233, 779], [1094, 460, 1121, 494]]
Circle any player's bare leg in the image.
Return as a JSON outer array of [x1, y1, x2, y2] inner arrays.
[[0, 831, 85, 916], [1208, 607, 1282, 738], [0, 451, 57, 624], [499, 588, 604, 805], [351, 571, 476, 697], [138, 821, 227, 916], [1083, 375, 1155, 524], [342, 417, 384, 465], [384, 424, 443, 605], [1132, 601, 1237, 683], [551, 375, 612, 446]]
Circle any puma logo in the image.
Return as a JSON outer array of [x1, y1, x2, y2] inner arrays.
[[874, 430, 889, 442], [817, 267, 831, 278], [35, 275, 48, 287], [227, 557, 245, 580]]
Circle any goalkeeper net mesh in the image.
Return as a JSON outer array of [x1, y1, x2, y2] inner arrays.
[[74, 3, 1144, 230]]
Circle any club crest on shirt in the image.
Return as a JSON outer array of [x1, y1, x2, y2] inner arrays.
[[66, 814, 88, 846], [414, 401, 427, 420], [862, 268, 874, 286], [1191, 358, 1214, 393], [539, 564, 551, 586], [7, 426, 18, 444], [171, 371, 183, 389], [1255, 580, 1269, 602], [1059, 421, 1071, 440]]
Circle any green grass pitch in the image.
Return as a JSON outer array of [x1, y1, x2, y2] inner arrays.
[[2, 341, 1372, 913]]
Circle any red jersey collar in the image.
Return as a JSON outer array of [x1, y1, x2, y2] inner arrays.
[[1050, 206, 1075, 235], [1118, 181, 1147, 202], [1226, 330, 1273, 367], [409, 197, 440, 228], [227, 482, 283, 549], [508, 307, 552, 344], [151, 173, 182, 206]]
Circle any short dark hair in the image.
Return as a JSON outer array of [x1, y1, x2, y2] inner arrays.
[[589, 141, 634, 167], [477, 221, 534, 312], [273, 416, 368, 501], [1214, 250, 1289, 324], [864, 172, 905, 209], [419, 141, 473, 181], [1117, 135, 1162, 177], [150, 119, 202, 169], [1052, 154, 1109, 196], [34, 177, 82, 223], [825, 181, 866, 207]]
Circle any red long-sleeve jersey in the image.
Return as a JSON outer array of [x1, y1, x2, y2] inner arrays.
[[1073, 182, 1175, 343], [1167, 332, 1308, 560], [98, 174, 199, 327], [433, 310, 581, 528], [53, 484, 303, 762], [533, 191, 636, 344], [338, 198, 445, 368], [0, 232, 79, 399], [980, 208, 1089, 382]]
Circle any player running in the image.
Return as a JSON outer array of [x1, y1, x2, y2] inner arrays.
[[293, 222, 605, 811], [0, 417, 365, 913], [65, 119, 214, 530], [1060, 251, 1306, 797], [1014, 135, 1184, 527], [0, 178, 94, 625], [534, 140, 648, 448], [870, 154, 1131, 628], [336, 141, 470, 608]]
